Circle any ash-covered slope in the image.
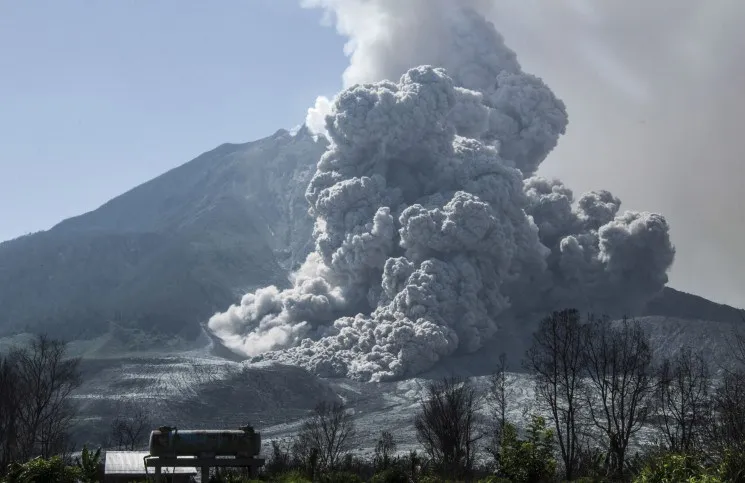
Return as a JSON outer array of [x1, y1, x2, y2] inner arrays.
[[0, 128, 326, 340]]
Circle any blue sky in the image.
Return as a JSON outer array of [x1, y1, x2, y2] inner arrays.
[[0, 0, 347, 242]]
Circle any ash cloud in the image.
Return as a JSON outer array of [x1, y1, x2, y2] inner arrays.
[[208, 0, 675, 381]]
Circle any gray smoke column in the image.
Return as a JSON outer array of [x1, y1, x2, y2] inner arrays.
[[207, 0, 675, 381]]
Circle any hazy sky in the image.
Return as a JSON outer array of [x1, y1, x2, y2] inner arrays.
[[1, 1, 743, 307]]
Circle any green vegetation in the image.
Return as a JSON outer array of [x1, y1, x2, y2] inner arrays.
[[498, 416, 557, 483], [75, 445, 101, 483], [1, 456, 81, 483]]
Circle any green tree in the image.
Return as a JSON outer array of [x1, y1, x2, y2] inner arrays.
[[498, 415, 556, 483]]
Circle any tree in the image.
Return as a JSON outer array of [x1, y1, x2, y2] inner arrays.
[[265, 439, 294, 475], [0, 335, 81, 468], [583, 316, 655, 478], [0, 351, 21, 470], [14, 335, 81, 460], [489, 353, 510, 433], [525, 308, 586, 480], [373, 430, 397, 471], [485, 352, 512, 465], [705, 370, 745, 456], [655, 346, 711, 453], [298, 400, 356, 471], [109, 401, 151, 450], [414, 376, 482, 480], [498, 415, 557, 483]]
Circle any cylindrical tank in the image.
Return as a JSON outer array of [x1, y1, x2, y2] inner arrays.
[[148, 426, 261, 458]]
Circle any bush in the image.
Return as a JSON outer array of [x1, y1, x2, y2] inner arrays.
[[714, 448, 745, 482], [477, 477, 512, 483], [2, 456, 82, 483], [498, 416, 556, 483], [270, 471, 313, 483], [317, 471, 363, 483], [370, 467, 409, 483], [75, 445, 101, 483], [633, 452, 722, 483], [417, 476, 445, 483]]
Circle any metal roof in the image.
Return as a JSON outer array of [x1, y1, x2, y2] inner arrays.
[[104, 451, 197, 475]]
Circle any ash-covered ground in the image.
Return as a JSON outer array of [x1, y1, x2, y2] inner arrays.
[[45, 315, 740, 453]]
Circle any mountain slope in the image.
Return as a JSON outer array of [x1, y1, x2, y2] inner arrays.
[[0, 128, 326, 340]]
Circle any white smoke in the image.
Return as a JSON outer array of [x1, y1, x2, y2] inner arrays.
[[208, 0, 675, 381]]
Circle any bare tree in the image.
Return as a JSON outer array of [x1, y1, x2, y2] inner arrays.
[[525, 308, 587, 480], [2, 335, 82, 462], [489, 353, 510, 433], [582, 316, 654, 478], [655, 346, 711, 453], [373, 430, 397, 470], [298, 400, 356, 471], [485, 352, 511, 465], [0, 349, 22, 470], [109, 401, 152, 450], [705, 369, 745, 456], [265, 439, 294, 475], [414, 376, 482, 480]]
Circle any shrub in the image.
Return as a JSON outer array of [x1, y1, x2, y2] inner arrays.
[[714, 448, 745, 482], [417, 476, 445, 483], [370, 467, 409, 483], [271, 471, 313, 483], [477, 476, 512, 483], [317, 471, 363, 483], [75, 445, 101, 483], [2, 456, 82, 483], [498, 416, 556, 483], [633, 452, 722, 483]]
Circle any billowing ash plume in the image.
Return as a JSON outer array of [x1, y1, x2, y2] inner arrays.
[[208, 0, 675, 381]]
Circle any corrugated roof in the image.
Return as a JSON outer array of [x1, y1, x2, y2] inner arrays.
[[104, 451, 197, 475]]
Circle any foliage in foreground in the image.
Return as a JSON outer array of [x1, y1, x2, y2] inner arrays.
[[498, 416, 557, 483], [75, 445, 101, 483], [633, 452, 722, 483], [1, 456, 81, 483]]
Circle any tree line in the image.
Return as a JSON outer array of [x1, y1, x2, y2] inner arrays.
[[249, 309, 745, 482], [3, 309, 745, 482]]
